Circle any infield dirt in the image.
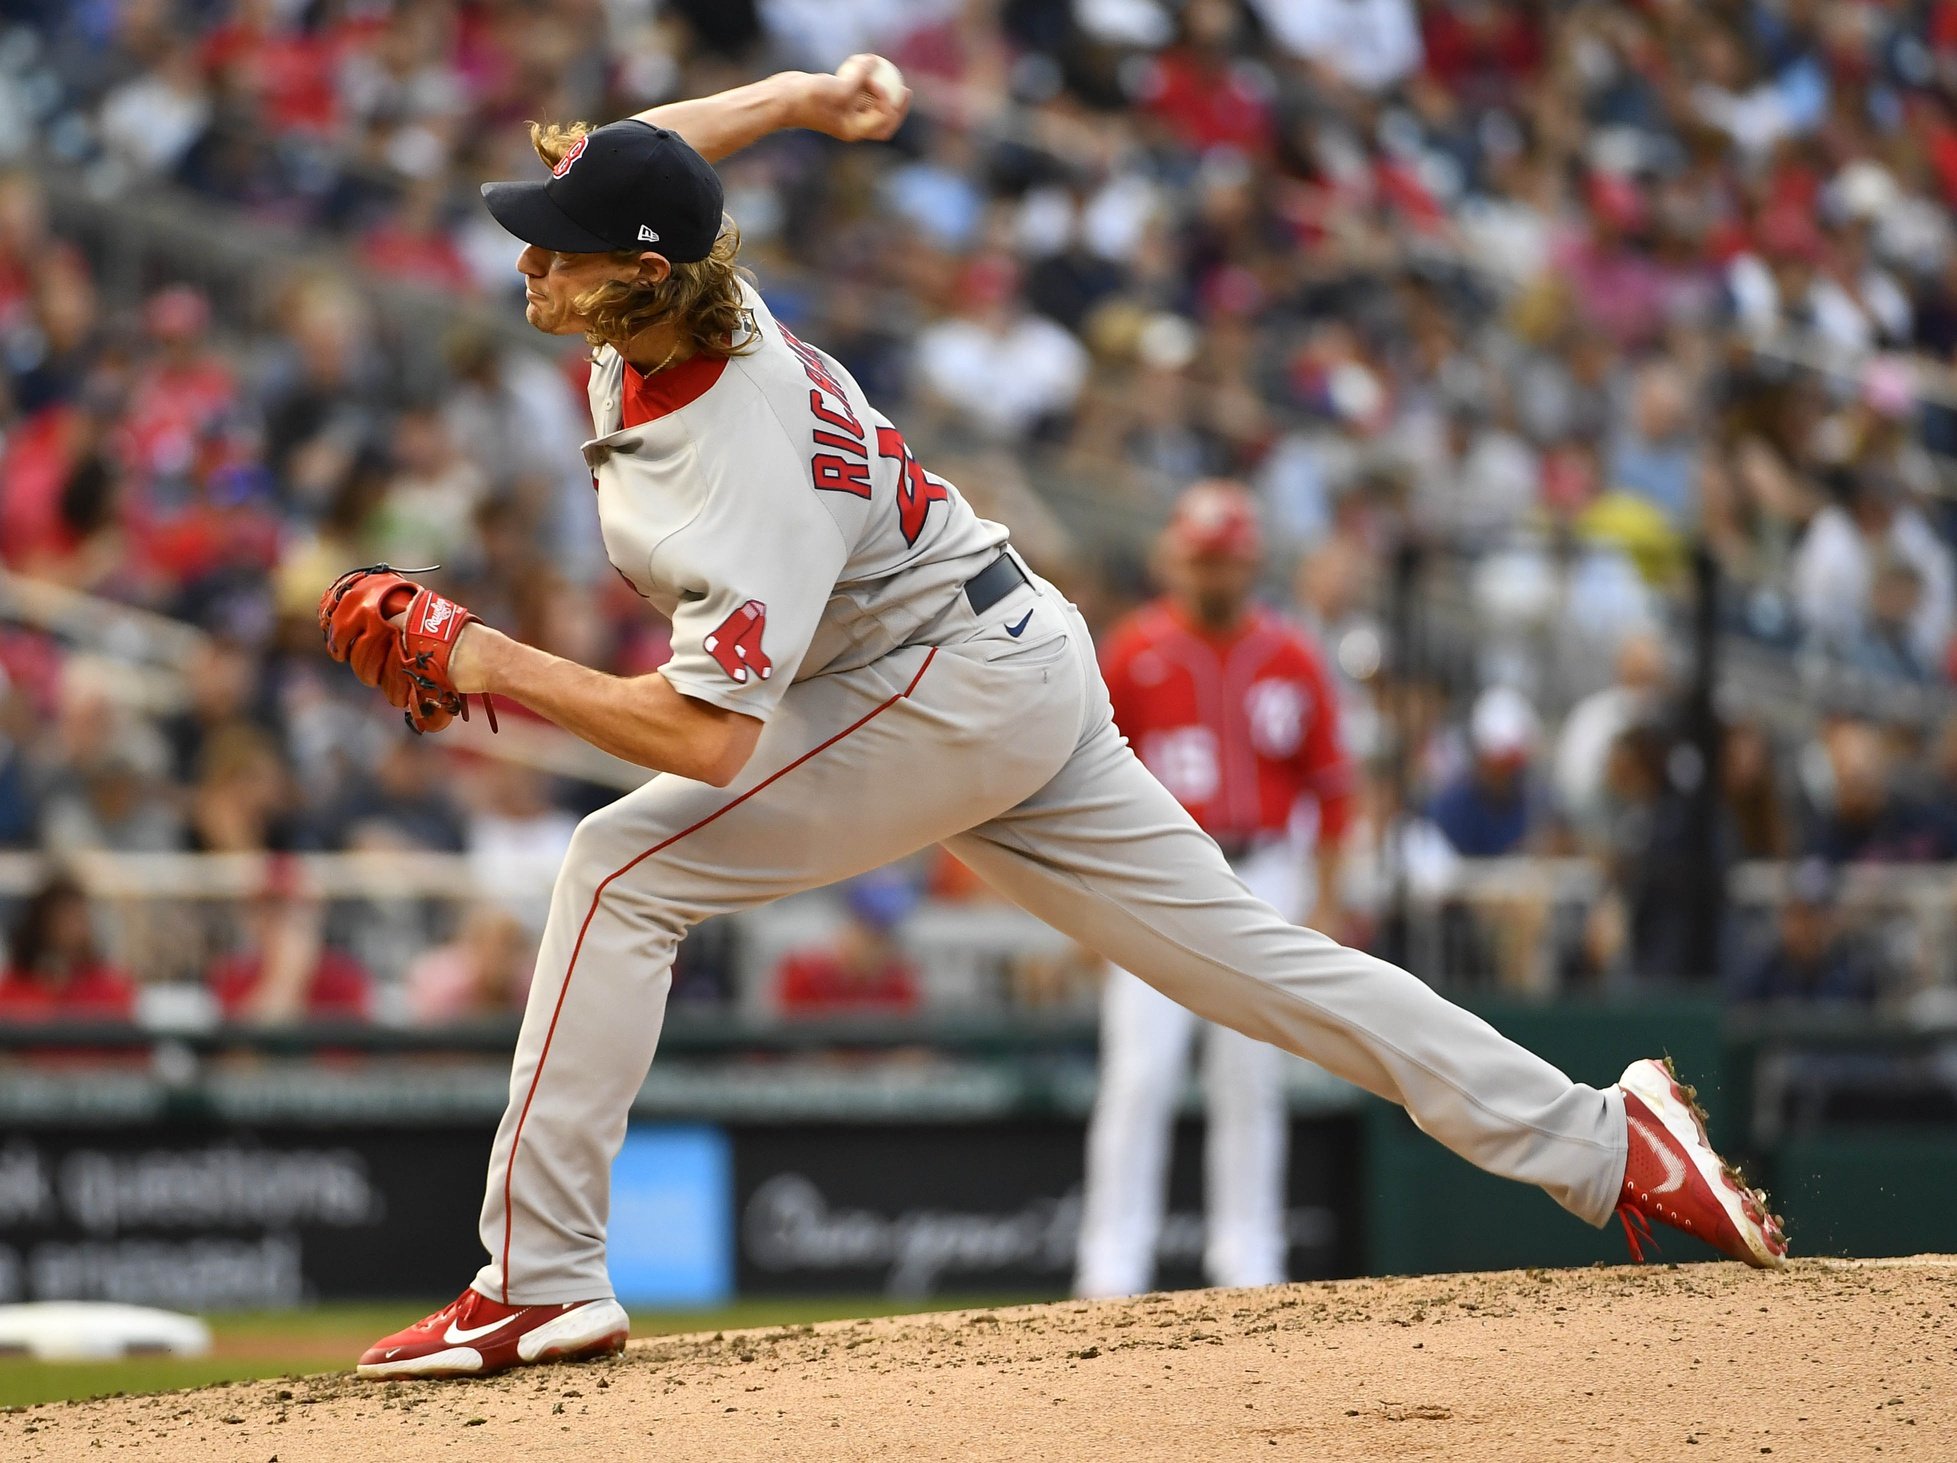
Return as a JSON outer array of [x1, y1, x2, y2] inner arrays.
[[3, 1257, 1951, 1462]]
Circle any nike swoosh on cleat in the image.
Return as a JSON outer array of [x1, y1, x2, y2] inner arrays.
[[1005, 609, 1033, 637], [1631, 1113, 1689, 1195], [443, 1313, 522, 1345]]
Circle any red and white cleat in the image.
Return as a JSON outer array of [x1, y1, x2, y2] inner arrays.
[[357, 1288, 629, 1380], [1615, 1057, 1789, 1269]]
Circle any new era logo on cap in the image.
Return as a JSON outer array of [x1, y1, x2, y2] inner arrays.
[[638, 225, 660, 243]]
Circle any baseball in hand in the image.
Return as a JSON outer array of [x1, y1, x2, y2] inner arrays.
[[862, 56, 906, 109], [823, 53, 910, 142]]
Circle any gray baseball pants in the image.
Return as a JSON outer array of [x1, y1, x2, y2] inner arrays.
[[473, 570, 1627, 1303]]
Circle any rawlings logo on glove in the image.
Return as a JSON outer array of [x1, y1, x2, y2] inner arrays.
[[317, 565, 499, 736]]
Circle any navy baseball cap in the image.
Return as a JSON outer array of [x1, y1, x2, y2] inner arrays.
[[480, 120, 725, 261]]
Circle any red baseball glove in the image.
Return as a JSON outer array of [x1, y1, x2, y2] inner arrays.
[[318, 565, 499, 735]]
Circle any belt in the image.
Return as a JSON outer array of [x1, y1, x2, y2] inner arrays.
[[963, 551, 1030, 616]]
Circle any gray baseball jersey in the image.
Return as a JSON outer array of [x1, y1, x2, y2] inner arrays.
[[581, 280, 1004, 720], [471, 284, 1628, 1304]]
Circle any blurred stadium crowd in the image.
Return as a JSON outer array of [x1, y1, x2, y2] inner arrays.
[[3, 0, 1957, 1029]]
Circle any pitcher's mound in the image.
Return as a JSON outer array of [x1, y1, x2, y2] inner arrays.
[[7, 1259, 1953, 1462]]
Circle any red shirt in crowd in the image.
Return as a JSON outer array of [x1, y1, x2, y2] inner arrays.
[[0, 963, 137, 1021], [200, 20, 341, 136], [118, 356, 239, 484], [1420, 5, 1543, 92], [208, 948, 374, 1021], [1140, 50, 1275, 156], [775, 952, 920, 1017], [359, 222, 476, 293], [1101, 600, 1353, 847], [0, 406, 85, 567]]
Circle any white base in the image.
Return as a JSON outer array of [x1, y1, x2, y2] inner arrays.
[[0, 1303, 211, 1361]]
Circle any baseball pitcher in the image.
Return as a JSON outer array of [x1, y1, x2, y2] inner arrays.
[[323, 58, 1786, 1380], [1076, 479, 1353, 1298]]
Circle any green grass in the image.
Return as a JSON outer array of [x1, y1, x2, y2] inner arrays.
[[0, 1295, 1052, 1409]]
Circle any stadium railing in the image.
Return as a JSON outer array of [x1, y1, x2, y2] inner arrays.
[[0, 850, 1952, 1015]]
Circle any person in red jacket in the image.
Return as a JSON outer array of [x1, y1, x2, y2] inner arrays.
[[1076, 480, 1354, 1297], [0, 873, 137, 1021]]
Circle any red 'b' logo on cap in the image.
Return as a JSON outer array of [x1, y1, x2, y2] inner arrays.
[[549, 135, 589, 178]]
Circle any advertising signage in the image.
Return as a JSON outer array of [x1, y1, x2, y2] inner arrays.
[[0, 1117, 1360, 1309]]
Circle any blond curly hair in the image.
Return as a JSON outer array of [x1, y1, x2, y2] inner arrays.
[[528, 121, 758, 359]]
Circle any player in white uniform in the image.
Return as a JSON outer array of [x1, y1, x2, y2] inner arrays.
[[1075, 483, 1353, 1298], [345, 59, 1786, 1380]]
